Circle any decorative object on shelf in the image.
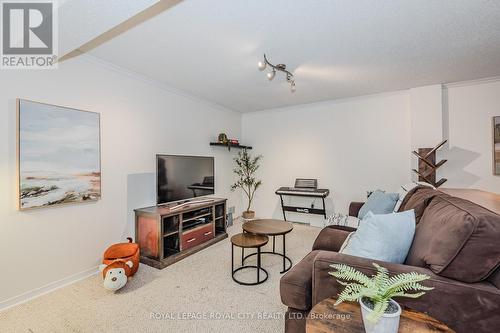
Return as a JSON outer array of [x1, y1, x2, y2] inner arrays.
[[411, 139, 448, 188], [100, 238, 140, 292], [231, 149, 262, 219], [218, 132, 228, 144], [257, 54, 296, 92], [17, 99, 101, 210], [494, 116, 500, 175], [229, 139, 239, 145], [330, 263, 433, 333], [210, 141, 252, 151]]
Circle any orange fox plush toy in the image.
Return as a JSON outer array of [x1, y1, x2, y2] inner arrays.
[[100, 238, 140, 291]]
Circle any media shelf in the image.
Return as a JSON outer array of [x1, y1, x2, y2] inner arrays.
[[135, 198, 227, 269]]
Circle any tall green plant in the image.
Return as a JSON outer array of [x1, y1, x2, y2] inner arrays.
[[231, 149, 262, 212], [329, 263, 433, 322]]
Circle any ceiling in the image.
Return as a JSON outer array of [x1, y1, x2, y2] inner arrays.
[[59, 0, 161, 57], [87, 0, 500, 112]]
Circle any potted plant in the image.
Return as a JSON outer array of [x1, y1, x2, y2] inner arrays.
[[329, 263, 433, 333], [231, 149, 262, 219]]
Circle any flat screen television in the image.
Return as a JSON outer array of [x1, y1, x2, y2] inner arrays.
[[156, 155, 215, 205]]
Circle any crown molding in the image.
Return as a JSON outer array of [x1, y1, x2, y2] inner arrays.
[[443, 76, 500, 88], [75, 51, 238, 115], [248, 89, 409, 115]]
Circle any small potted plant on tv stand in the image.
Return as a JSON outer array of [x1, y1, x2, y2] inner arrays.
[[231, 148, 262, 220]]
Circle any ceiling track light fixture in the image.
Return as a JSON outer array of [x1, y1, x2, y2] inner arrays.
[[258, 54, 296, 92]]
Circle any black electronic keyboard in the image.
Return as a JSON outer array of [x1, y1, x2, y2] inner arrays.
[[275, 187, 330, 197], [275, 179, 331, 220]]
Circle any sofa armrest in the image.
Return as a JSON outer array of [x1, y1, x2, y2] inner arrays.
[[349, 202, 364, 217], [312, 251, 500, 333], [312, 226, 352, 252]]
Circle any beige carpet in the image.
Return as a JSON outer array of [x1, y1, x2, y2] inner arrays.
[[0, 219, 320, 333]]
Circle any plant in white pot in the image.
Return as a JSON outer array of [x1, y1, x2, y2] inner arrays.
[[231, 149, 262, 219], [330, 263, 433, 333]]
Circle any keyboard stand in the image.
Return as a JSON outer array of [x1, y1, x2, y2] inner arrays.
[[276, 190, 329, 221]]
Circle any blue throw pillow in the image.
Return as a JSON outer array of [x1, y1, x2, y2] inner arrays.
[[341, 210, 416, 264], [358, 189, 399, 219]]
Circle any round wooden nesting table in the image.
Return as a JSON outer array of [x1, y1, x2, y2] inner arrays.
[[306, 298, 455, 333], [230, 233, 269, 285], [242, 219, 294, 273]]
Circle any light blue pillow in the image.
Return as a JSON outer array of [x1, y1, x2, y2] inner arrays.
[[358, 190, 399, 219], [341, 210, 416, 264]]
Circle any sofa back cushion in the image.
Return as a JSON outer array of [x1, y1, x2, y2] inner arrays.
[[398, 186, 444, 223], [405, 195, 500, 283]]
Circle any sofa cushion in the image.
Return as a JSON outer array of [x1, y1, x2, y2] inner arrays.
[[405, 195, 500, 282], [280, 250, 320, 311], [398, 186, 445, 223], [393, 182, 436, 212]]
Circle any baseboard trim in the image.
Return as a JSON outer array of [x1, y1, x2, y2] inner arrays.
[[0, 266, 99, 312]]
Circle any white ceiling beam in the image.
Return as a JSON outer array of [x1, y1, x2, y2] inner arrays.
[[59, 0, 182, 61]]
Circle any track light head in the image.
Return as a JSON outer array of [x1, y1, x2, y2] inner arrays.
[[257, 60, 266, 71], [267, 70, 276, 81]]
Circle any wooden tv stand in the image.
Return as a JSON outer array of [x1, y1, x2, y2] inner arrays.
[[134, 198, 227, 269]]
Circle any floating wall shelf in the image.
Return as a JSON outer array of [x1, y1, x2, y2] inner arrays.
[[411, 139, 448, 188], [210, 142, 252, 151]]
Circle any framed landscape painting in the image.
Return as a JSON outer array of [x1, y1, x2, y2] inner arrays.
[[495, 116, 500, 175], [17, 99, 101, 210]]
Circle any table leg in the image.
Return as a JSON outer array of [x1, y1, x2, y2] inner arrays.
[[272, 235, 275, 252], [257, 246, 261, 282], [282, 235, 286, 272], [280, 195, 287, 221], [241, 247, 244, 265], [231, 244, 234, 274], [322, 197, 327, 218]]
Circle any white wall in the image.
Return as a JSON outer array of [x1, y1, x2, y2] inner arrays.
[[242, 92, 412, 226], [0, 56, 242, 307], [441, 79, 500, 192], [241, 79, 500, 228], [409, 85, 443, 149]]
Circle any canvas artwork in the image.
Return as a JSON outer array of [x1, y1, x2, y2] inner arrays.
[[495, 116, 500, 175], [18, 99, 101, 209]]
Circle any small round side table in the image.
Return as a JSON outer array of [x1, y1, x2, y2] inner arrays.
[[242, 219, 294, 273], [231, 233, 269, 285]]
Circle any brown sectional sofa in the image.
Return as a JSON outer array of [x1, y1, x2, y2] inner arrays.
[[280, 187, 500, 333]]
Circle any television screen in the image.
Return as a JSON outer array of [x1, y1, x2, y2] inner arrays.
[[156, 155, 214, 204]]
